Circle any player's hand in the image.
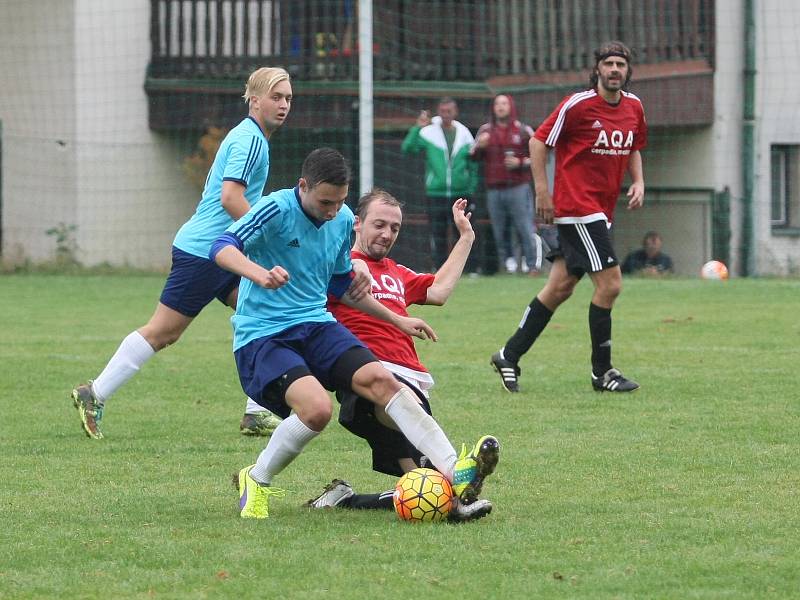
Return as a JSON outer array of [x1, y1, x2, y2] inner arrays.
[[451, 198, 475, 238], [347, 259, 373, 302], [476, 132, 490, 149], [535, 188, 555, 224], [395, 316, 438, 342], [627, 181, 645, 210], [416, 110, 431, 128], [258, 266, 289, 289]]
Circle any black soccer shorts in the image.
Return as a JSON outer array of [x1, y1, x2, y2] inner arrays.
[[555, 220, 619, 276]]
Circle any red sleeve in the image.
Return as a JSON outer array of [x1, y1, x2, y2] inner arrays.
[[534, 95, 569, 146], [397, 264, 435, 305], [634, 104, 648, 151]]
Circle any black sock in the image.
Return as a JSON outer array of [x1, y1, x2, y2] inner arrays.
[[504, 297, 554, 363], [589, 303, 612, 376], [342, 490, 395, 510]]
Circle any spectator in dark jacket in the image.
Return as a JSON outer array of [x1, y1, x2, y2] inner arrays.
[[470, 94, 543, 274], [622, 230, 673, 276]]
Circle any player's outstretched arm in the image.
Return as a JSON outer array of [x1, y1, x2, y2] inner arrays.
[[626, 150, 645, 210], [426, 198, 475, 306], [341, 293, 438, 341], [213, 245, 289, 289]]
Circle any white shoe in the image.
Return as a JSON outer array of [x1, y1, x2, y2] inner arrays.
[[448, 496, 493, 522], [504, 257, 517, 273], [305, 479, 354, 508], [520, 258, 530, 273]]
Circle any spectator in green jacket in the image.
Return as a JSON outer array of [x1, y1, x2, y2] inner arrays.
[[402, 97, 478, 270]]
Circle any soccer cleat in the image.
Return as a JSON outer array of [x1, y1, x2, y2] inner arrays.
[[490, 351, 520, 393], [305, 479, 355, 509], [591, 368, 640, 393], [71, 381, 104, 439], [452, 435, 500, 504], [234, 465, 285, 519], [448, 496, 493, 522], [240, 411, 283, 437]]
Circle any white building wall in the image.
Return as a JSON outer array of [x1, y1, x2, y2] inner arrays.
[[74, 0, 198, 269], [1, 0, 198, 269], [712, 1, 746, 276], [0, 0, 78, 264], [753, 0, 800, 275]]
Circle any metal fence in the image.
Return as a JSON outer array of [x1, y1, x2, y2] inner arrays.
[[149, 0, 715, 81]]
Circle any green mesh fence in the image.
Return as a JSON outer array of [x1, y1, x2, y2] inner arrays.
[[3, 1, 798, 275]]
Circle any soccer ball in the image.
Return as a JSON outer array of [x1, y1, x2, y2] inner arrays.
[[700, 260, 729, 280], [393, 468, 453, 523]]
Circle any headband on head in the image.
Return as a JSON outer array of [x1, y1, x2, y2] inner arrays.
[[597, 50, 630, 63]]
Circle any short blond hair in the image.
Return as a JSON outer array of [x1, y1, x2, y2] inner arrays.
[[243, 67, 290, 103]]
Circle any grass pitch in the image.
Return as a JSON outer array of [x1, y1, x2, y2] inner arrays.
[[1, 273, 798, 599]]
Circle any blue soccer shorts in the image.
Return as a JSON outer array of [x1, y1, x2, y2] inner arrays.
[[159, 246, 240, 317]]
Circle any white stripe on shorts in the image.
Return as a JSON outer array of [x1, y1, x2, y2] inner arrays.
[[576, 223, 603, 272]]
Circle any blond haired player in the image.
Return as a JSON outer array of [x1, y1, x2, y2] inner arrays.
[[71, 67, 297, 439]]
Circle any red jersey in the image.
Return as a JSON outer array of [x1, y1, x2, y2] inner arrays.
[[328, 250, 435, 373], [535, 89, 647, 224]]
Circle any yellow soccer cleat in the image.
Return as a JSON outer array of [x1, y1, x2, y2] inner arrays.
[[451, 435, 500, 504], [236, 465, 284, 519], [71, 381, 104, 440]]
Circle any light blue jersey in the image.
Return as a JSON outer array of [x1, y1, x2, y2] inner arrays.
[[224, 187, 354, 350], [174, 116, 269, 258]]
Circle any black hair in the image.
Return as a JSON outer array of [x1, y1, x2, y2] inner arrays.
[[301, 147, 351, 188], [589, 40, 634, 89], [355, 188, 404, 220], [643, 230, 661, 244]]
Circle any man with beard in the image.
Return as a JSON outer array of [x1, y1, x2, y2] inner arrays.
[[490, 41, 648, 394]]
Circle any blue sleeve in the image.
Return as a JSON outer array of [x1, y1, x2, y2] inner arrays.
[[332, 214, 354, 275], [228, 198, 282, 254], [327, 271, 354, 299], [209, 232, 243, 262], [222, 134, 265, 186]]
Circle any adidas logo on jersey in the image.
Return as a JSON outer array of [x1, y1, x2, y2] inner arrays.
[[287, 238, 301, 248], [592, 120, 603, 129]]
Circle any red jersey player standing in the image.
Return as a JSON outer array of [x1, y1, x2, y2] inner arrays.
[[307, 189, 497, 521], [491, 40, 647, 394]]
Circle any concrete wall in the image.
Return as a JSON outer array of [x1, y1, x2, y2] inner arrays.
[[1, 0, 198, 269], [0, 0, 78, 264], [752, 0, 800, 275], [711, 1, 746, 276]]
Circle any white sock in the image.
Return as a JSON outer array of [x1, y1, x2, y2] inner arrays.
[[91, 331, 155, 403], [244, 397, 264, 414], [384, 388, 458, 481], [249, 414, 319, 484]]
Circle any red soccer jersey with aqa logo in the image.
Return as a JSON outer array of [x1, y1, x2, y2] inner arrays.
[[328, 251, 435, 373], [535, 89, 647, 224]]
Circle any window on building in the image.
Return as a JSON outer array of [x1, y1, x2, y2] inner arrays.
[[771, 145, 800, 229]]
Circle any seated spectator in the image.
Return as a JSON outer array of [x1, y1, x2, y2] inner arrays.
[[622, 230, 673, 276]]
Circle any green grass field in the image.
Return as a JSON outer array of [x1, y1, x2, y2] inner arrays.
[[2, 273, 798, 599]]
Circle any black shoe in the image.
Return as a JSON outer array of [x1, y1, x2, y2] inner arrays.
[[591, 368, 640, 392], [490, 351, 520, 393]]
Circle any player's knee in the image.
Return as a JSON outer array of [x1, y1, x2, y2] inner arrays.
[[298, 396, 333, 431], [140, 328, 180, 351], [549, 279, 575, 304], [596, 277, 622, 302], [362, 369, 402, 406]]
